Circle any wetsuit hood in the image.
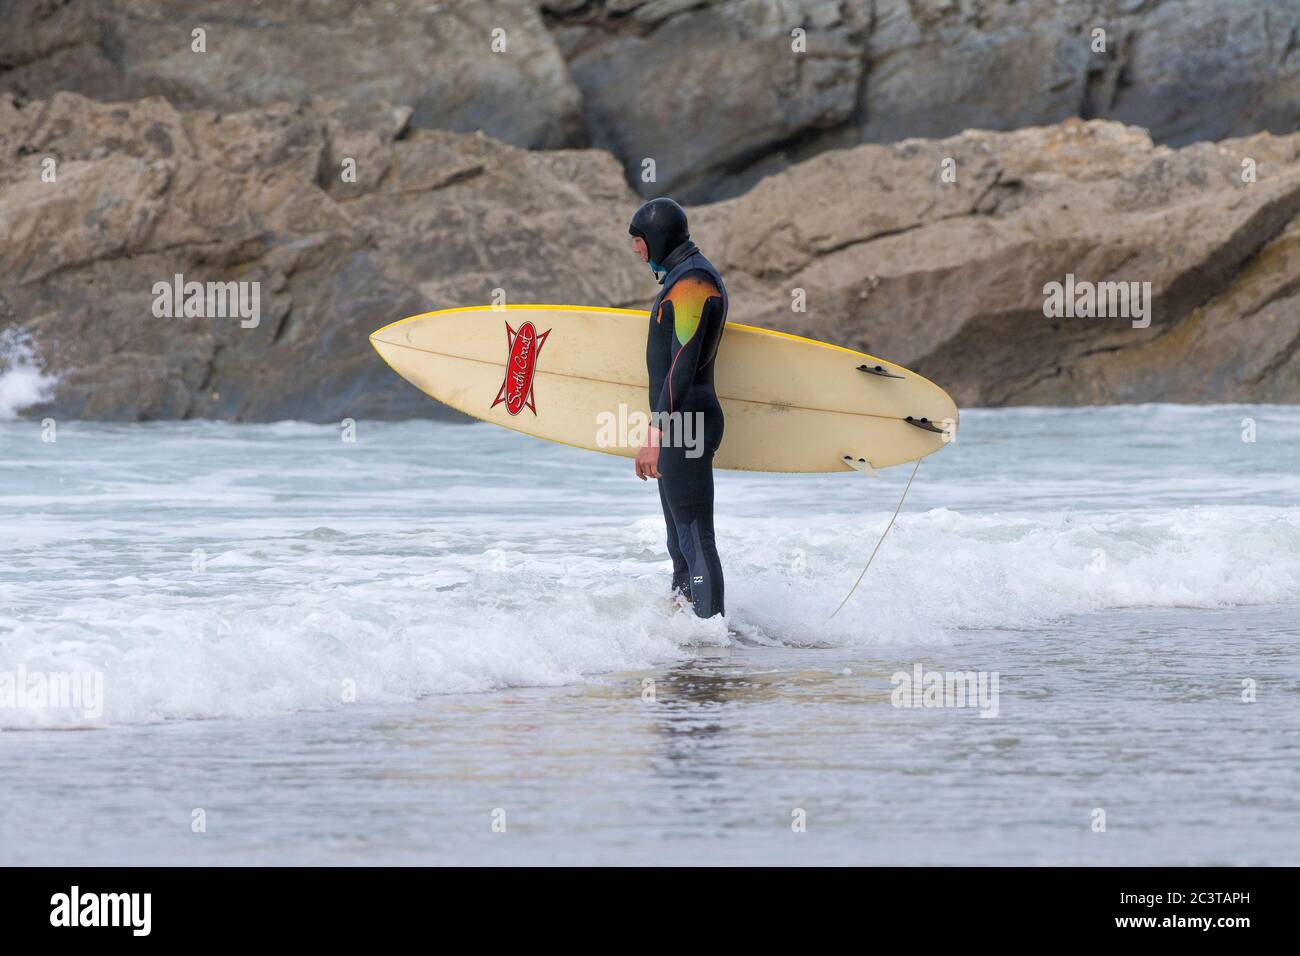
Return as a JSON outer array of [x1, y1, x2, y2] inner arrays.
[[657, 239, 698, 279], [629, 198, 690, 277]]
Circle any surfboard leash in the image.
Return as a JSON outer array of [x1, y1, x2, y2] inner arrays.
[[828, 458, 921, 620]]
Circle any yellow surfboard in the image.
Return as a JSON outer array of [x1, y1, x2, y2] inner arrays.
[[370, 305, 958, 472]]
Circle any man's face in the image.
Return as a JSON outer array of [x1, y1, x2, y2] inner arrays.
[[631, 235, 649, 263]]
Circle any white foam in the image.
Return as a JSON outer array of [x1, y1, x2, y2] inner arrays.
[[727, 505, 1300, 646], [1, 502, 1296, 728], [1, 412, 1297, 728], [0, 329, 56, 421]]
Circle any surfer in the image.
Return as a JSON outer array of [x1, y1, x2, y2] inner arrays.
[[629, 198, 728, 618]]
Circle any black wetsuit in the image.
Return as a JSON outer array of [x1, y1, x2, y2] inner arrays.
[[646, 240, 728, 618]]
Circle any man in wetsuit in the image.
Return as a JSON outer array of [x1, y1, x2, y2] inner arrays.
[[628, 198, 727, 619]]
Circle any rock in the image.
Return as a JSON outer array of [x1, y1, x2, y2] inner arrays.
[[692, 121, 1300, 406], [862, 0, 1097, 142], [547, 0, 1299, 200], [5, 1, 1297, 203], [2, 93, 1298, 421], [0, 92, 647, 422], [0, 0, 586, 150], [1102, 0, 1300, 146], [1013, 134, 1300, 404], [552, 0, 867, 201]]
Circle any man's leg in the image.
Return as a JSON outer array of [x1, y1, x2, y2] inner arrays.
[[657, 471, 690, 599], [659, 444, 724, 618]]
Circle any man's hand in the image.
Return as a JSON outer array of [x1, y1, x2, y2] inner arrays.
[[635, 426, 662, 480]]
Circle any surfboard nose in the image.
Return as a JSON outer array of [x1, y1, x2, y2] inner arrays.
[[368, 326, 413, 383], [369, 325, 400, 347]]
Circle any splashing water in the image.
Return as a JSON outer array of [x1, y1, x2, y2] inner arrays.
[[1, 405, 1297, 729], [2, 407, 1298, 866], [0, 328, 56, 421]]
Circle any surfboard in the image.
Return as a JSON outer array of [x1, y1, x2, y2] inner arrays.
[[369, 305, 958, 472]]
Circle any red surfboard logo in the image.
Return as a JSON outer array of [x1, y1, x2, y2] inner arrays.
[[492, 320, 550, 416]]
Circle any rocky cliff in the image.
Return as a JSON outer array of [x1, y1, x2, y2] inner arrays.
[[1, 0, 1298, 419], [2, 92, 1297, 420], [5, 1, 1298, 202]]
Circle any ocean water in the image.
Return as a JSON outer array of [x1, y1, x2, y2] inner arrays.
[[0, 405, 1297, 864]]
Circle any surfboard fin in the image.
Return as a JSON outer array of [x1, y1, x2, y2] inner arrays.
[[842, 455, 881, 478], [857, 363, 904, 379], [904, 415, 945, 434]]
